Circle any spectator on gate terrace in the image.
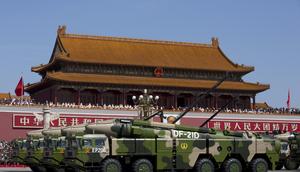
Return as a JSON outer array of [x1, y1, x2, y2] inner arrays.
[[0, 99, 300, 115]]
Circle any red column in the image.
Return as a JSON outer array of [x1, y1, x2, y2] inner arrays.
[[214, 94, 218, 109], [101, 92, 104, 106], [174, 94, 178, 108], [252, 95, 256, 110], [54, 88, 57, 105], [77, 90, 81, 105], [123, 90, 126, 105]]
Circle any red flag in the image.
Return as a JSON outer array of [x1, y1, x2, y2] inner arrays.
[[15, 77, 24, 97], [287, 89, 290, 109]]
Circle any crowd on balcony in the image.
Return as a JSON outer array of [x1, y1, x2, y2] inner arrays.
[[0, 97, 300, 115]]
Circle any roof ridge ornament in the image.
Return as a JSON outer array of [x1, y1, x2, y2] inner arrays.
[[211, 37, 219, 48], [57, 25, 67, 35]]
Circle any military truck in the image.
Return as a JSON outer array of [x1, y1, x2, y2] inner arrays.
[[11, 138, 27, 165], [63, 133, 108, 172], [281, 132, 300, 170], [269, 131, 300, 170], [77, 119, 282, 172], [41, 127, 66, 172], [24, 129, 47, 172], [61, 124, 93, 171]]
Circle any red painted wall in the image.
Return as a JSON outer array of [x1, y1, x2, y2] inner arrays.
[[0, 112, 33, 141]]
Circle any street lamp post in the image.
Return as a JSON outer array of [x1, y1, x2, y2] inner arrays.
[[132, 89, 159, 120]]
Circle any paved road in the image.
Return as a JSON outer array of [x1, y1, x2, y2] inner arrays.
[[0, 168, 31, 172], [0, 168, 299, 172]]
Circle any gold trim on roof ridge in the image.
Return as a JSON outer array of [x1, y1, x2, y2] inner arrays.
[[61, 33, 214, 48]]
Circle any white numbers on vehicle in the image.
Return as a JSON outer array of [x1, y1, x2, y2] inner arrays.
[[92, 148, 102, 153], [172, 130, 200, 139]]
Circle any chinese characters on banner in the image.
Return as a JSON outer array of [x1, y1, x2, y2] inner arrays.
[[207, 120, 300, 132], [13, 114, 128, 129], [13, 113, 300, 132]]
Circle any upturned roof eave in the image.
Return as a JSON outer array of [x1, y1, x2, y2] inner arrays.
[[31, 34, 69, 73], [216, 46, 254, 73], [25, 82, 42, 93], [44, 72, 270, 92]]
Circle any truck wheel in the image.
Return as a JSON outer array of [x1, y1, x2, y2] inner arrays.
[[45, 167, 65, 172], [30, 166, 47, 172], [223, 158, 242, 172], [101, 158, 122, 172], [132, 159, 153, 172], [250, 158, 268, 172], [65, 167, 74, 172], [65, 167, 81, 172], [30, 166, 40, 172], [284, 157, 299, 170], [275, 163, 283, 170], [194, 158, 215, 172]]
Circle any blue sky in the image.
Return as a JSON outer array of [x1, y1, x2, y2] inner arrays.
[[0, 1, 299, 108]]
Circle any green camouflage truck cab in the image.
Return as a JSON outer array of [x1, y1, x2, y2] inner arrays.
[[11, 139, 27, 165], [61, 124, 87, 171], [63, 134, 109, 171], [283, 132, 300, 170], [24, 130, 47, 172], [272, 132, 300, 170], [41, 127, 66, 172], [42, 136, 66, 172]]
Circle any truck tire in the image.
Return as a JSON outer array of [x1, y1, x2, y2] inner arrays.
[[65, 167, 81, 172], [101, 158, 122, 172], [132, 159, 153, 172], [30, 166, 47, 172], [250, 158, 268, 172], [45, 167, 65, 172], [223, 158, 242, 172], [275, 163, 283, 170], [30, 166, 40, 172], [284, 157, 299, 170], [194, 158, 215, 172]]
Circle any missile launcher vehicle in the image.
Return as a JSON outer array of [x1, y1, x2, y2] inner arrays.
[[11, 138, 27, 165], [41, 127, 66, 172], [271, 131, 300, 170], [76, 118, 281, 172], [279, 132, 300, 170], [24, 129, 47, 172], [63, 133, 108, 172], [60, 124, 94, 171]]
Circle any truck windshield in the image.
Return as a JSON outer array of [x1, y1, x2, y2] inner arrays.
[[22, 141, 27, 149], [72, 139, 78, 147], [45, 139, 52, 148], [26, 140, 33, 148], [38, 140, 44, 148], [83, 139, 92, 147], [57, 139, 66, 147], [95, 138, 105, 147], [46, 139, 58, 148], [67, 138, 81, 148]]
